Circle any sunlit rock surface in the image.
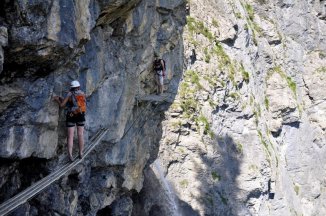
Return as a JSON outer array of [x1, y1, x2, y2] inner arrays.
[[1, 0, 326, 215], [141, 0, 326, 216]]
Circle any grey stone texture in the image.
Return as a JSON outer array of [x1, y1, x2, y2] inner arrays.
[[144, 0, 326, 216], [1, 0, 326, 215], [0, 0, 186, 215]]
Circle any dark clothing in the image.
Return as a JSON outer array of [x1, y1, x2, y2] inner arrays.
[[66, 112, 85, 127], [65, 89, 86, 127], [154, 59, 164, 71], [65, 90, 85, 113]]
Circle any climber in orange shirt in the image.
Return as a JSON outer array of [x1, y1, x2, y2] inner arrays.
[[53, 80, 86, 162]]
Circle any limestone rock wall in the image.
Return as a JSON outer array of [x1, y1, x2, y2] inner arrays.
[[1, 0, 326, 215], [144, 0, 326, 215], [0, 0, 186, 215]]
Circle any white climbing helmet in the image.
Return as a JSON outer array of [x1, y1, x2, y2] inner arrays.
[[70, 80, 80, 88]]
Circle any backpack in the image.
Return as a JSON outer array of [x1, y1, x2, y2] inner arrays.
[[71, 92, 86, 115], [154, 59, 166, 76]]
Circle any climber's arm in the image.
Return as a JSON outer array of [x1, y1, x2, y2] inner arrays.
[[53, 94, 70, 108]]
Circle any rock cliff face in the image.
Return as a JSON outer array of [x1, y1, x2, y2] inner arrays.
[[142, 0, 326, 216], [0, 0, 186, 215], [1, 0, 326, 216]]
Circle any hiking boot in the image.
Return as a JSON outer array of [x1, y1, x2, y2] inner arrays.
[[69, 154, 74, 162]]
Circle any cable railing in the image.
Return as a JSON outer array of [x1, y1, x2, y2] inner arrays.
[[0, 127, 108, 216], [0, 93, 170, 216]]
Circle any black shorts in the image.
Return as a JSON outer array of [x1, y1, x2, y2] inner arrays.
[[66, 113, 85, 127]]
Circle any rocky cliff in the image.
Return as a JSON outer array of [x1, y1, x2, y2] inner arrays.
[[0, 0, 186, 215], [140, 0, 326, 215], [1, 0, 326, 216]]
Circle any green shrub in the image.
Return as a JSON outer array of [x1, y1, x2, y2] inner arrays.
[[208, 130, 215, 139], [204, 75, 217, 86], [186, 16, 214, 41], [187, 16, 196, 33], [229, 92, 240, 100], [242, 3, 262, 45], [269, 66, 297, 97], [181, 98, 197, 115], [180, 179, 189, 188], [244, 23, 249, 30], [178, 147, 185, 154], [294, 185, 300, 195], [179, 82, 190, 98], [205, 55, 211, 63], [245, 4, 254, 21], [188, 37, 200, 47], [219, 79, 226, 87], [204, 47, 211, 63], [171, 120, 182, 129], [235, 12, 242, 19], [211, 171, 221, 181], [217, 191, 228, 205], [185, 70, 202, 90], [319, 52, 326, 59], [236, 142, 243, 154], [257, 130, 271, 156], [286, 76, 297, 95], [212, 43, 236, 85], [240, 64, 250, 83], [257, 104, 261, 117], [213, 43, 230, 65], [208, 99, 217, 108], [316, 66, 326, 73], [249, 164, 258, 170], [250, 95, 254, 106], [264, 97, 269, 110], [212, 19, 219, 28], [196, 115, 210, 134]]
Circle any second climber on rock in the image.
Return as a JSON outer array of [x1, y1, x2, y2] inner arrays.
[[153, 53, 166, 95]]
